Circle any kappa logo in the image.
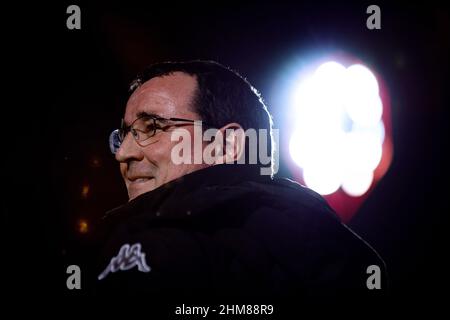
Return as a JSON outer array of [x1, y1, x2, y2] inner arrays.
[[98, 243, 151, 280]]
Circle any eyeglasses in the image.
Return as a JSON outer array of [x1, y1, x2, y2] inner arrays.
[[109, 114, 206, 154]]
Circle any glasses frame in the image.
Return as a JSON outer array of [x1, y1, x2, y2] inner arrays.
[[109, 114, 209, 154]]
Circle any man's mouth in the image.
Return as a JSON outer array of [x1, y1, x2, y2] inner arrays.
[[126, 175, 156, 200], [128, 176, 154, 183]]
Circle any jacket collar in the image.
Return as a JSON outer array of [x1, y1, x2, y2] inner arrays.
[[103, 164, 270, 220]]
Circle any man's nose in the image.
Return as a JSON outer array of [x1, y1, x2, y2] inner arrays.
[[115, 132, 144, 162]]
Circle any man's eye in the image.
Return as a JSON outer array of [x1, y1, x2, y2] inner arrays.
[[139, 119, 158, 132], [144, 123, 157, 132]]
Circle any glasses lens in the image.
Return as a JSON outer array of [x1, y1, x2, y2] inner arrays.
[[133, 116, 157, 142], [109, 129, 121, 154]]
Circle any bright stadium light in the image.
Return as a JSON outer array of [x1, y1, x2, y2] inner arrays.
[[303, 164, 342, 196], [341, 170, 374, 197], [289, 60, 385, 197], [344, 64, 382, 127], [341, 129, 383, 172]]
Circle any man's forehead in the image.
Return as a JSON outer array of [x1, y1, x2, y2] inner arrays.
[[124, 72, 197, 124]]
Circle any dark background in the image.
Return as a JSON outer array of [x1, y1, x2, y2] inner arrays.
[[3, 0, 449, 308]]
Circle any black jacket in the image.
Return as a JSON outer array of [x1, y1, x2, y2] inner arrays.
[[93, 164, 387, 299]]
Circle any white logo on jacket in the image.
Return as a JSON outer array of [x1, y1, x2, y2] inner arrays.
[[98, 243, 151, 280]]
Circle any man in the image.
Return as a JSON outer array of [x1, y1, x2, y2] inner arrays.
[[95, 60, 386, 299]]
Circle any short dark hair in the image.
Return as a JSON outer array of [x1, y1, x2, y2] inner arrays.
[[129, 60, 274, 171]]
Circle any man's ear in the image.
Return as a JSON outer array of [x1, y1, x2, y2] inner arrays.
[[217, 123, 245, 164]]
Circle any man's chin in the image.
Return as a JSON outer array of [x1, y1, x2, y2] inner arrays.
[[127, 178, 157, 200]]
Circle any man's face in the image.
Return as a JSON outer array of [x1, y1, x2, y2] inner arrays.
[[115, 72, 209, 200]]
